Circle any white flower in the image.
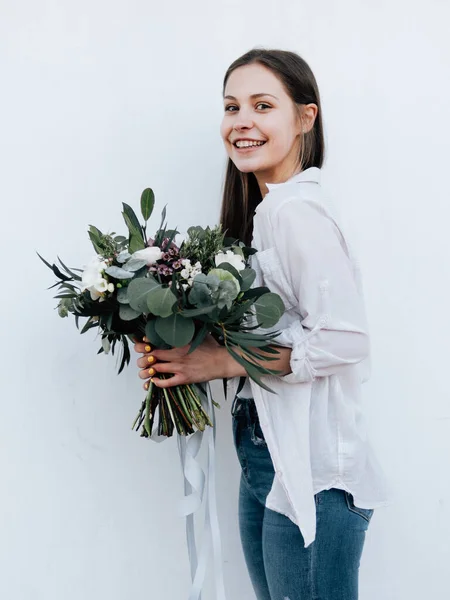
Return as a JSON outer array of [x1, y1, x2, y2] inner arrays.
[[107, 283, 114, 293], [131, 246, 163, 265], [180, 258, 203, 283], [214, 250, 245, 271], [81, 256, 110, 300]]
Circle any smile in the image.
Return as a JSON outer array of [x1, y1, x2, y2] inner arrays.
[[234, 140, 266, 148]]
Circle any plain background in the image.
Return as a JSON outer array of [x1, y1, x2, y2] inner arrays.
[[1, 1, 449, 598]]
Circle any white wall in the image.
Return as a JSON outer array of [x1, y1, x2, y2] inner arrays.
[[1, 1, 449, 598]]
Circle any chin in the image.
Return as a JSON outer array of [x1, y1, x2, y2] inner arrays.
[[232, 158, 266, 174]]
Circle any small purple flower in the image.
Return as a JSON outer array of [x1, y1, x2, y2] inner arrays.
[[172, 260, 182, 270]]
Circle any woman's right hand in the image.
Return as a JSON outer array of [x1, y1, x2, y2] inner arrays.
[[133, 336, 158, 390]]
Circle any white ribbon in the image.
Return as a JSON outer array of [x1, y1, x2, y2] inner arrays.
[[177, 383, 227, 600]]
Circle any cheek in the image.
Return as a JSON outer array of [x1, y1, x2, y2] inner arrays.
[[266, 120, 298, 155], [220, 119, 231, 143]]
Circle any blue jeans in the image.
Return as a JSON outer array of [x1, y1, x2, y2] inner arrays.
[[231, 396, 374, 600]]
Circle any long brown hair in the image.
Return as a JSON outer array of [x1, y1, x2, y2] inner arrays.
[[220, 48, 325, 245]]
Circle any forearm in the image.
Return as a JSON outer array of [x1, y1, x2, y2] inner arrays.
[[217, 345, 293, 379]]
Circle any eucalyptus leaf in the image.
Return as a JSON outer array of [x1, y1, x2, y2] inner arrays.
[[141, 188, 155, 222], [117, 250, 131, 264], [155, 314, 195, 347], [145, 320, 170, 349], [123, 258, 148, 272], [114, 235, 127, 244], [117, 286, 130, 304], [105, 266, 134, 279], [127, 277, 160, 313], [146, 286, 177, 318], [119, 304, 142, 321], [254, 293, 285, 328], [187, 225, 205, 239], [241, 286, 270, 300], [240, 268, 256, 292], [180, 305, 217, 318], [214, 279, 240, 310]]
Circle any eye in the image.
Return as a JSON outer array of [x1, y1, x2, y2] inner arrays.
[[224, 104, 238, 112], [256, 102, 271, 110]]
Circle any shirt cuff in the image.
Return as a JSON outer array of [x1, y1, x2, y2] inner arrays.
[[273, 320, 317, 384]]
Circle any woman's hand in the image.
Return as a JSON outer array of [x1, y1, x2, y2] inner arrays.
[[134, 334, 246, 390]]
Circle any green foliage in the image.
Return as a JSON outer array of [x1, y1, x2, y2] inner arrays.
[[141, 188, 155, 222], [180, 225, 226, 271], [155, 314, 195, 347]]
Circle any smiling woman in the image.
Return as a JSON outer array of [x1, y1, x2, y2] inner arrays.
[[135, 47, 388, 600]]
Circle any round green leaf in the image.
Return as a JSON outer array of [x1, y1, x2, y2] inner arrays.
[[127, 277, 160, 313], [117, 286, 130, 304], [145, 319, 170, 349], [105, 266, 134, 279], [146, 286, 177, 318], [254, 293, 285, 328], [119, 304, 142, 321], [155, 314, 195, 347]]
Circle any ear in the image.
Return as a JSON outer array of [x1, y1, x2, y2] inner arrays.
[[301, 103, 318, 133]]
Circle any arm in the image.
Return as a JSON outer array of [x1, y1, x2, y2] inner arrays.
[[271, 199, 370, 384]]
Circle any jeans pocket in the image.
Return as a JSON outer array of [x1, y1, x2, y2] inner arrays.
[[344, 492, 374, 523]]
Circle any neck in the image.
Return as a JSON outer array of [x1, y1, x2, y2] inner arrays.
[[254, 162, 303, 197]]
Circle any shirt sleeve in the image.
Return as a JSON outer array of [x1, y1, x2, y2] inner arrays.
[[271, 198, 370, 384]]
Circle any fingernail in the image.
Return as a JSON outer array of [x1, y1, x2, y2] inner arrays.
[[148, 368, 155, 376], [144, 382, 149, 390], [143, 336, 149, 343], [145, 345, 151, 353], [147, 356, 155, 364]]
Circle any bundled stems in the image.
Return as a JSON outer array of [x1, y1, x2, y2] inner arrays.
[[131, 375, 215, 438]]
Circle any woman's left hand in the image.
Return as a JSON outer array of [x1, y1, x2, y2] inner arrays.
[[134, 334, 238, 389]]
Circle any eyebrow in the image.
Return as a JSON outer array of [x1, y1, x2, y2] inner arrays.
[[223, 93, 279, 101]]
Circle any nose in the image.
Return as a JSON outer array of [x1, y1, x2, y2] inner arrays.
[[232, 107, 254, 131]]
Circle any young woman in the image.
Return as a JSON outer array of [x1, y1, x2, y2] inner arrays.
[[134, 49, 388, 600]]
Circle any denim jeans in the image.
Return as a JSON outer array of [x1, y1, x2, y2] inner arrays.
[[231, 395, 374, 600]]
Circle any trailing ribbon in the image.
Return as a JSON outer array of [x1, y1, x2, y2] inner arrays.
[[177, 383, 227, 600]]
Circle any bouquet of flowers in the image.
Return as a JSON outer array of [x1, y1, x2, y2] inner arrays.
[[39, 188, 285, 438]]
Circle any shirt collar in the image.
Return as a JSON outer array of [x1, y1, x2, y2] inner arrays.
[[265, 166, 321, 191]]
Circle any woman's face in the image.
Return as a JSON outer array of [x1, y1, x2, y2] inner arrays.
[[220, 63, 303, 186]]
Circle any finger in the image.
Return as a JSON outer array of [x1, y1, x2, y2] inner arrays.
[[137, 354, 158, 369], [151, 345, 190, 361], [134, 342, 153, 354], [138, 364, 159, 380], [151, 373, 186, 388], [151, 362, 183, 374]]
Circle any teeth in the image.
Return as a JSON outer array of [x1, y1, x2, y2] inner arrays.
[[235, 140, 265, 148]]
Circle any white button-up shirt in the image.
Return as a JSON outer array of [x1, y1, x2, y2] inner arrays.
[[230, 166, 389, 547]]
